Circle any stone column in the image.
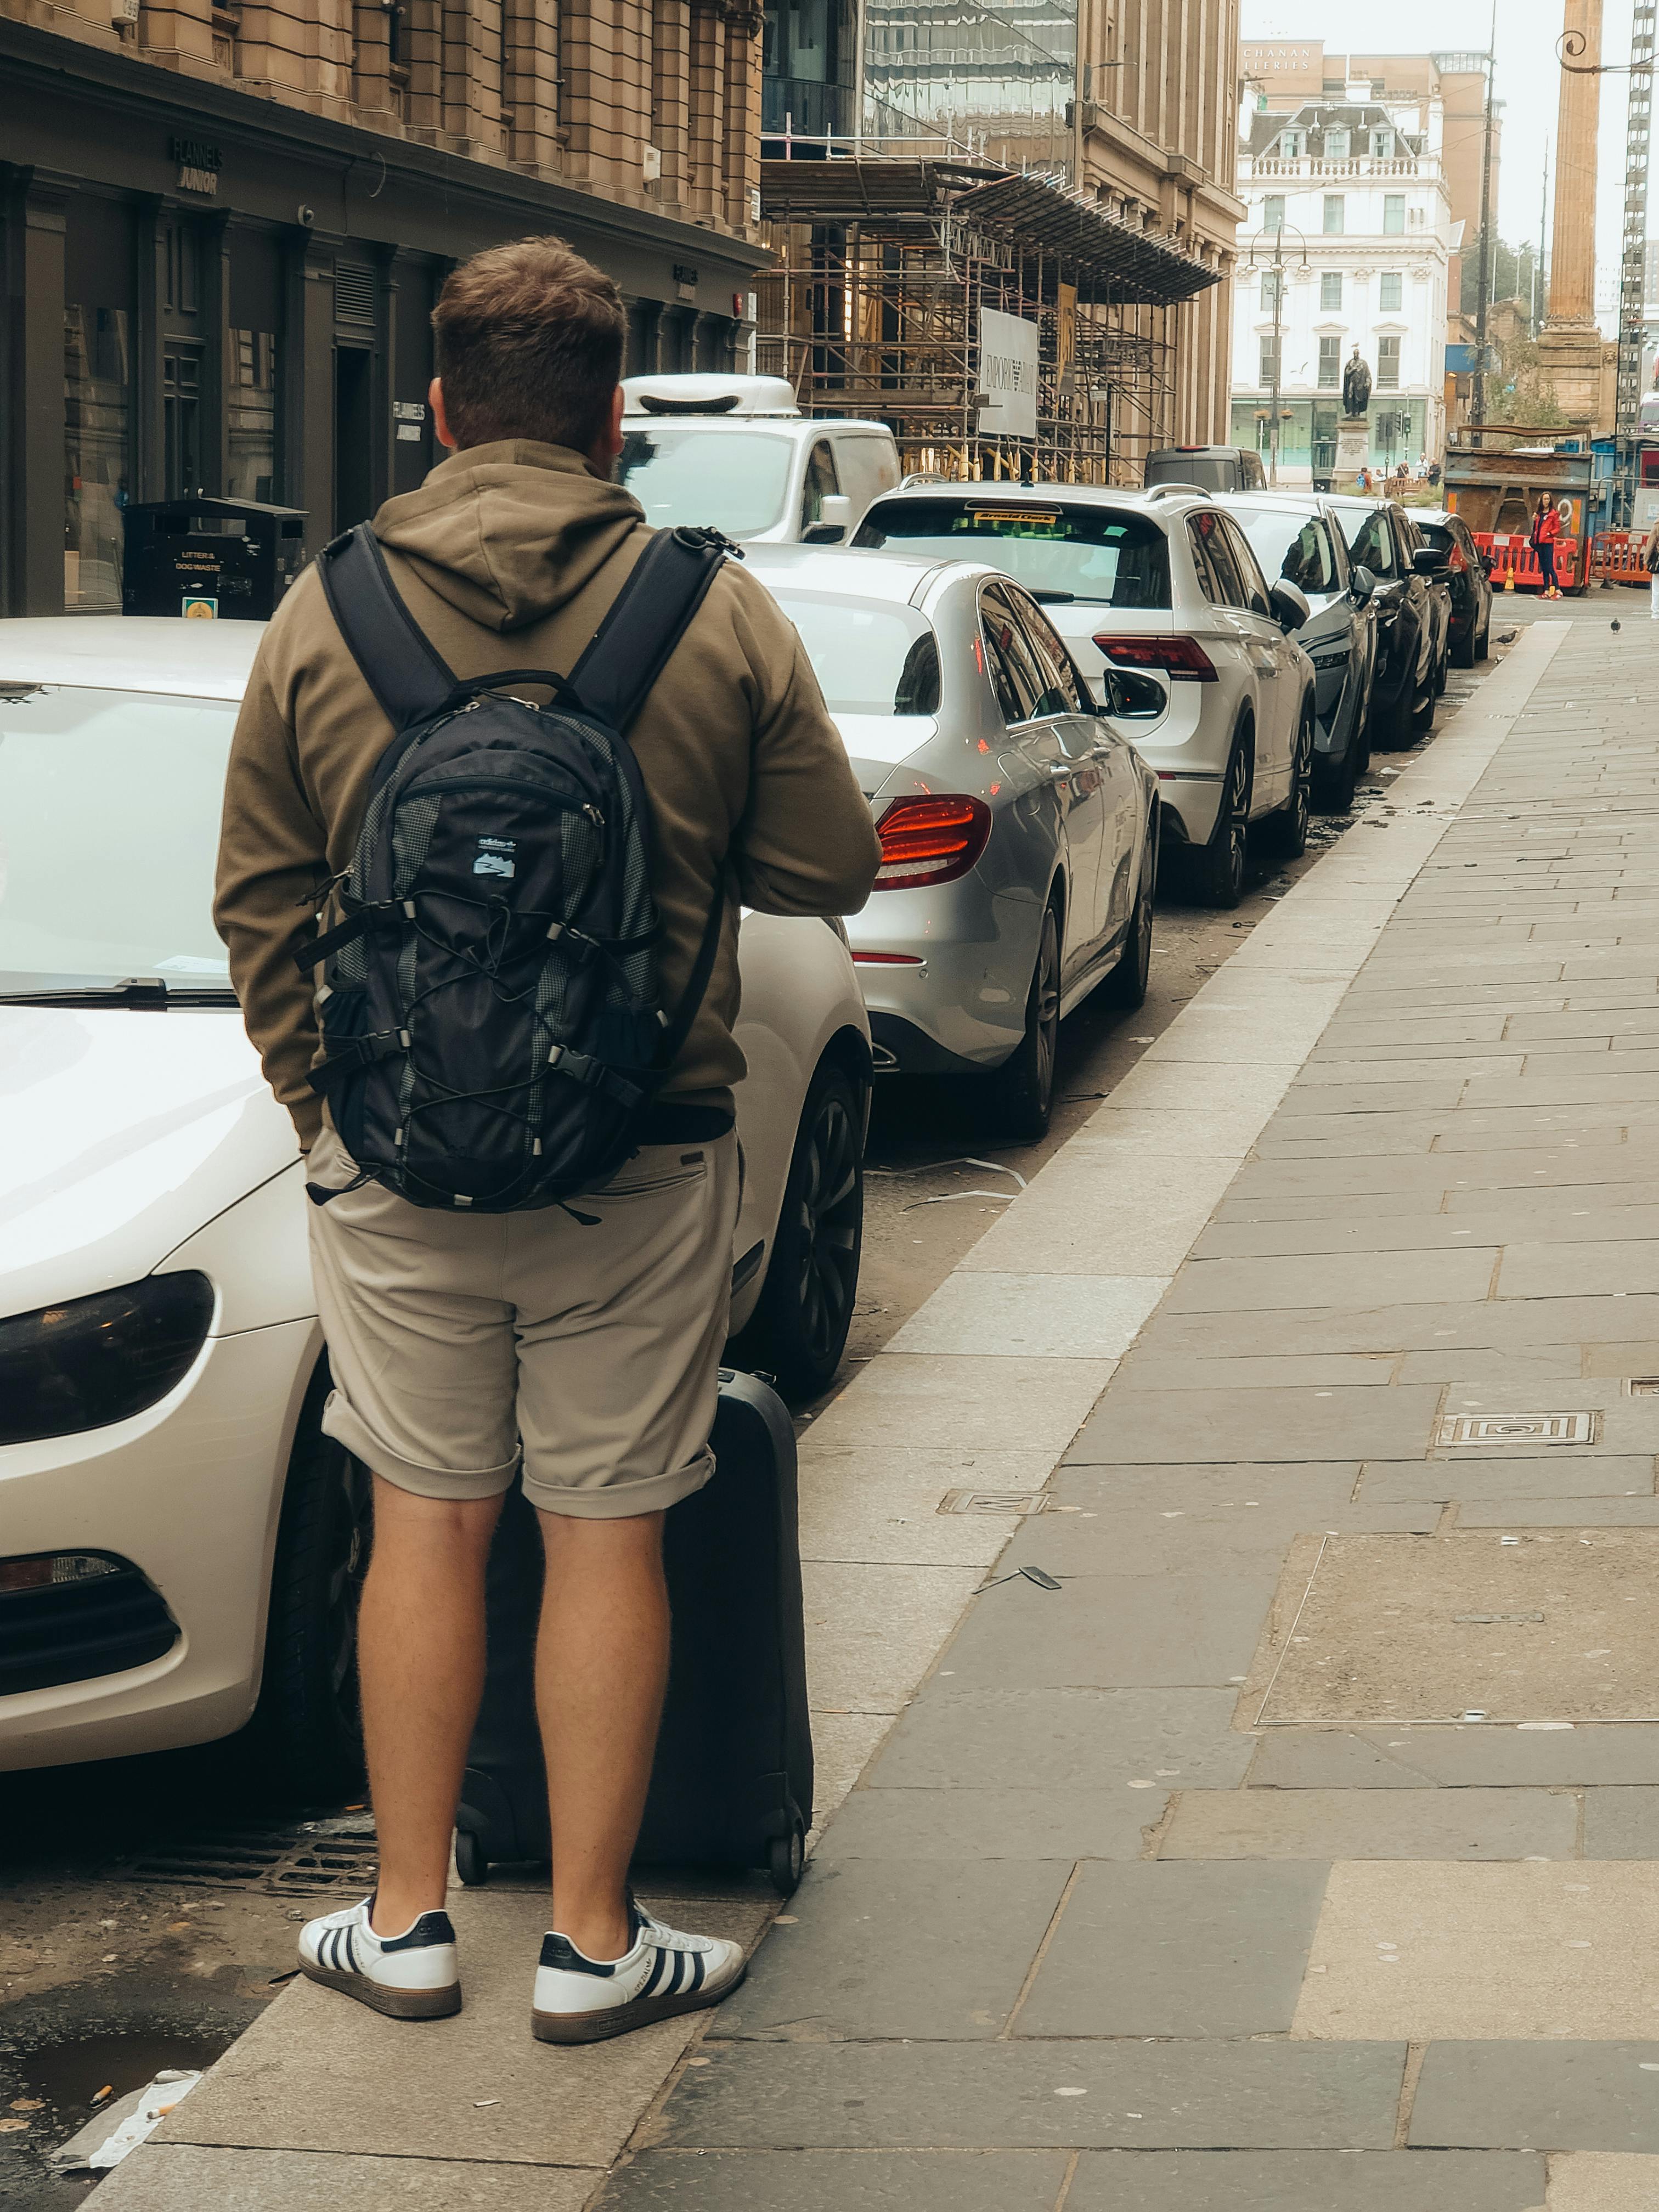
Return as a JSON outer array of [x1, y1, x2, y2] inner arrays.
[[1538, 0, 1607, 423]]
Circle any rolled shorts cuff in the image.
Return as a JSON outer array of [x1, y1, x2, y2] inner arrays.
[[320, 1388, 521, 1502], [523, 1448, 715, 1521]]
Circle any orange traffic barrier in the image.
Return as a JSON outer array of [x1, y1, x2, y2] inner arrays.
[[1472, 531, 1586, 594], [1591, 530, 1650, 585]]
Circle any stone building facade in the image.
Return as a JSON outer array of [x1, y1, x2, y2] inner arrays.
[[1, 0, 769, 613]]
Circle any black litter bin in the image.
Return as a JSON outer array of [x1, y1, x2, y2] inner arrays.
[[122, 497, 308, 621]]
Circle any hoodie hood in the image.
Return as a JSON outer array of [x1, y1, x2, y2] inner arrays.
[[371, 442, 644, 633]]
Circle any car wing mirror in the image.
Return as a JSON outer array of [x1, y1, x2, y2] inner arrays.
[[803, 494, 853, 545], [1098, 668, 1166, 720], [1269, 580, 1311, 633], [1350, 563, 1376, 603], [1411, 545, 1449, 577]]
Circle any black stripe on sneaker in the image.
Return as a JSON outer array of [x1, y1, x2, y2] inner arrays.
[[345, 1923, 360, 1975], [640, 1948, 670, 1999], [686, 1949, 705, 1993], [322, 1928, 337, 1971]]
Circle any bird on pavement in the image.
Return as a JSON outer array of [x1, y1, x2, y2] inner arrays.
[[1612, 618, 1622, 631]]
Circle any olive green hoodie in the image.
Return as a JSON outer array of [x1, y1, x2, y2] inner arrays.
[[215, 441, 881, 1151]]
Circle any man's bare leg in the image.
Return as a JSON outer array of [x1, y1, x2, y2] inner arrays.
[[534, 1509, 669, 1962], [357, 1476, 504, 1934]]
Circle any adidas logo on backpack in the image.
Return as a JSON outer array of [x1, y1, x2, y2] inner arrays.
[[294, 523, 733, 1214]]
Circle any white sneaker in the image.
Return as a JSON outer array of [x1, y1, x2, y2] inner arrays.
[[297, 1895, 462, 2021], [531, 1903, 746, 2044]]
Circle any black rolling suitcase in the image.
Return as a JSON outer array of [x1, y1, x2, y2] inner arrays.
[[454, 1369, 812, 1896]]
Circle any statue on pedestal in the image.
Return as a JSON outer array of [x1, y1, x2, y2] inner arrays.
[[1342, 346, 1372, 419]]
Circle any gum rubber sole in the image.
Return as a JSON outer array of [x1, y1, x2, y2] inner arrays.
[[300, 1961, 462, 2020], [532, 1962, 747, 2045]]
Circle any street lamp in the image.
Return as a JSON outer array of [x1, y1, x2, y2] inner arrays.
[[1244, 220, 1312, 487]]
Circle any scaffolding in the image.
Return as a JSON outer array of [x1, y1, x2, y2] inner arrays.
[[754, 157, 1220, 485], [1615, 0, 1656, 521]]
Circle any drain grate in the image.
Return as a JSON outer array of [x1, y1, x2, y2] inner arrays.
[[938, 1489, 1047, 1516], [1436, 1412, 1598, 1447], [120, 1820, 378, 1895]]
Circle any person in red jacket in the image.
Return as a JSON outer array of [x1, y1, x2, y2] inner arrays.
[[1533, 496, 1564, 599]]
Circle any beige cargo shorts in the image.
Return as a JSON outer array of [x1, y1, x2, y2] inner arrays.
[[306, 1119, 741, 1518]]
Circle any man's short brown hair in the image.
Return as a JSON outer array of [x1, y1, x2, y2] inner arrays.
[[432, 235, 625, 454]]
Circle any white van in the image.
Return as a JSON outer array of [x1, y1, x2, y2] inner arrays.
[[618, 375, 901, 545]]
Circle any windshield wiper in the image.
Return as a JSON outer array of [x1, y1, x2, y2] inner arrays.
[[1030, 589, 1075, 603], [0, 976, 238, 1009]]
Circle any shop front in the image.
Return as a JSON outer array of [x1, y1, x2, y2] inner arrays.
[[2, 16, 768, 617]]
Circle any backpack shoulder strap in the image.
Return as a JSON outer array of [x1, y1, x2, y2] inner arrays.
[[318, 524, 457, 731], [566, 527, 731, 733]]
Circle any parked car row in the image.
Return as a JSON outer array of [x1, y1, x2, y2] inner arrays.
[[0, 377, 1477, 1799]]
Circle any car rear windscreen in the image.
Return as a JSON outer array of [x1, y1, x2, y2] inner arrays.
[[1145, 454, 1233, 492], [853, 501, 1171, 609], [770, 593, 942, 716]]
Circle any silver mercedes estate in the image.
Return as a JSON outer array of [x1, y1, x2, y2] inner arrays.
[[747, 544, 1160, 1139]]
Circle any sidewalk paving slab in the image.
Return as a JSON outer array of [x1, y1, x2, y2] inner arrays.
[[592, 2149, 1070, 2210], [1064, 2149, 1548, 2210], [1409, 2041, 1659, 2152], [82, 2145, 597, 2210], [643, 2038, 1409, 2149]]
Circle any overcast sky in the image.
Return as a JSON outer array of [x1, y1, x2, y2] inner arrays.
[[1241, 0, 1641, 296]]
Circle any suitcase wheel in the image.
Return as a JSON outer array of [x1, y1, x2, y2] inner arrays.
[[454, 1829, 490, 1887], [768, 1821, 805, 1897]]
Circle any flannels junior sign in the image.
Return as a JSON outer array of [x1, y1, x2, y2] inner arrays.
[[976, 308, 1039, 441]]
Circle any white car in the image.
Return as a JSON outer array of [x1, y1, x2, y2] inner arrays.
[[0, 619, 870, 1790], [854, 482, 1317, 908], [619, 375, 900, 546]]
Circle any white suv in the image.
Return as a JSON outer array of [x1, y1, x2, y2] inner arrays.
[[854, 482, 1317, 907]]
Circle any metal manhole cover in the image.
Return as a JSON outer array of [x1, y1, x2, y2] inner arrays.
[[1436, 1412, 1598, 1446], [938, 1489, 1047, 1515], [120, 1820, 378, 1894], [1255, 1532, 1659, 1726]]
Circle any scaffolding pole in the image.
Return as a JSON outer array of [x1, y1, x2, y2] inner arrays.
[[1615, 0, 1656, 521]]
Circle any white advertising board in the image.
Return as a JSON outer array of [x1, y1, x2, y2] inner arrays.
[[977, 308, 1040, 441]]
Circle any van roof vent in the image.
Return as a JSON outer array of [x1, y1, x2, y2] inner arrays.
[[622, 373, 801, 419]]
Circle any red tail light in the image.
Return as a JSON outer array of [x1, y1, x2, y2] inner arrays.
[[873, 796, 992, 890], [1446, 543, 1466, 571], [1093, 634, 1217, 681]]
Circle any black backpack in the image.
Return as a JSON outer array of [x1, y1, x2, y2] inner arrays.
[[295, 522, 732, 1214]]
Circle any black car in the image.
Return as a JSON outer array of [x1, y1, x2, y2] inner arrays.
[[1323, 495, 1452, 751], [1415, 508, 1494, 668]]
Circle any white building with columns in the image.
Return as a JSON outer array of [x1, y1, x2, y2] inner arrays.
[[1230, 82, 1452, 482]]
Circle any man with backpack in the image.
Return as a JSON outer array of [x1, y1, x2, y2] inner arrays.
[[215, 234, 880, 2041]]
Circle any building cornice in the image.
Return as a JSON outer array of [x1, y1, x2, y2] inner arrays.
[[0, 14, 772, 270]]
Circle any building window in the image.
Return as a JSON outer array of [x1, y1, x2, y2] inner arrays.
[[1321, 271, 1342, 309], [228, 329, 278, 503], [1318, 334, 1341, 386], [1379, 271, 1403, 312], [1323, 195, 1344, 234], [1263, 195, 1285, 232], [1260, 336, 1280, 387], [1374, 126, 1395, 157], [64, 305, 132, 611], [1278, 129, 1302, 157], [1260, 268, 1281, 310], [1378, 334, 1401, 387], [1384, 194, 1405, 234], [162, 347, 202, 500], [1324, 126, 1350, 158]]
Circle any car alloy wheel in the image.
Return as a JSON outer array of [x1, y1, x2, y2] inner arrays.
[[987, 899, 1061, 1138], [1103, 804, 1158, 1009], [246, 1372, 373, 1801], [736, 1059, 865, 1400], [1268, 714, 1313, 857], [1186, 739, 1250, 909]]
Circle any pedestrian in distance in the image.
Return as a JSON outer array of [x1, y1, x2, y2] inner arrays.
[[215, 234, 881, 2041], [1645, 510, 1659, 618], [1532, 495, 1564, 599]]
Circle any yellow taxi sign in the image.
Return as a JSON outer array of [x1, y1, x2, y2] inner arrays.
[[969, 509, 1060, 529]]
